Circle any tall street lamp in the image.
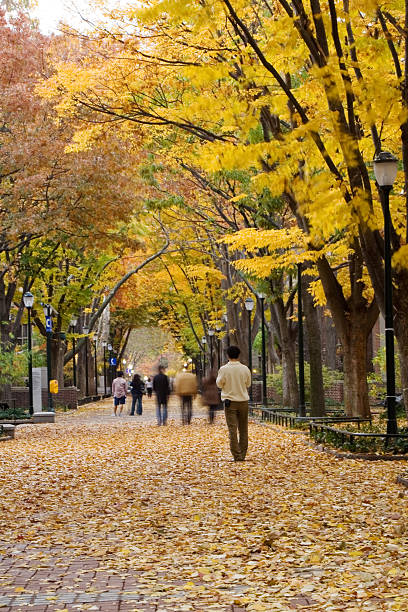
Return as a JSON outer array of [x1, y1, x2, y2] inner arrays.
[[258, 293, 267, 404], [70, 316, 78, 388], [215, 324, 222, 369], [42, 303, 53, 411], [208, 329, 215, 370], [222, 313, 230, 347], [297, 264, 306, 417], [245, 297, 254, 402], [102, 341, 107, 395], [374, 151, 399, 435], [23, 292, 34, 415], [201, 336, 207, 377], [83, 325, 89, 397], [93, 335, 98, 396]]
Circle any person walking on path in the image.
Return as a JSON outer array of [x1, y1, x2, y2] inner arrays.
[[216, 345, 251, 461], [153, 366, 171, 425], [174, 369, 198, 425], [201, 371, 220, 424], [145, 377, 153, 398], [130, 373, 145, 416], [112, 370, 128, 416]]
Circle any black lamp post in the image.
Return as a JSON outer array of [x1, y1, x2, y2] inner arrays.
[[374, 151, 399, 436], [215, 324, 222, 369], [208, 329, 215, 370], [297, 264, 306, 417], [42, 303, 53, 411], [93, 335, 98, 396], [201, 336, 207, 377], [102, 341, 107, 395], [70, 316, 78, 388], [23, 292, 34, 415], [108, 343, 113, 390], [83, 325, 89, 397], [245, 297, 254, 401], [258, 293, 267, 404], [222, 313, 230, 347]]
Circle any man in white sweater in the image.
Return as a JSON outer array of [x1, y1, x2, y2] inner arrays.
[[216, 345, 251, 461]]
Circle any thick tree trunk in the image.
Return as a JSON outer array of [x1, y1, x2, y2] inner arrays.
[[281, 344, 298, 410], [395, 321, 408, 419], [303, 284, 325, 416], [342, 323, 371, 418]]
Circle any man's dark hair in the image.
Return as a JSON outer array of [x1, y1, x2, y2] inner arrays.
[[158, 365, 165, 373], [227, 345, 241, 359], [117, 370, 124, 377]]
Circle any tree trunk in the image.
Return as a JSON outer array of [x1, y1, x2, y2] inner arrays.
[[342, 322, 371, 418], [395, 321, 408, 418], [303, 284, 325, 417]]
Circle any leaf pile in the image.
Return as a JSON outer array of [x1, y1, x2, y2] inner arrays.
[[0, 402, 408, 610]]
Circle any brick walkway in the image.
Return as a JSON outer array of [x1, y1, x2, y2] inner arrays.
[[0, 398, 240, 612], [1, 398, 408, 611]]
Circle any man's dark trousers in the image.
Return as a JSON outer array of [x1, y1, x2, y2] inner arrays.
[[224, 400, 248, 461], [181, 396, 193, 424]]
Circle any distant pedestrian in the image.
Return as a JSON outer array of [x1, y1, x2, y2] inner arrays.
[[174, 370, 198, 425], [146, 377, 153, 398], [153, 366, 171, 425], [112, 370, 127, 416], [130, 374, 145, 416], [216, 345, 251, 461], [201, 371, 220, 424]]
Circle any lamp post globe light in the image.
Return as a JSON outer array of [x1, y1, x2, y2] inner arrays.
[[23, 292, 34, 415], [42, 303, 54, 411], [373, 151, 399, 436], [244, 297, 255, 401], [83, 325, 90, 397], [257, 293, 267, 405], [102, 341, 107, 395], [70, 316, 78, 389]]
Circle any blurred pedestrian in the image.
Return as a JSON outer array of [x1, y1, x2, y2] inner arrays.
[[153, 365, 171, 425], [112, 370, 127, 416], [174, 369, 198, 425], [145, 377, 153, 398], [130, 373, 145, 416], [216, 345, 251, 461], [201, 371, 220, 424]]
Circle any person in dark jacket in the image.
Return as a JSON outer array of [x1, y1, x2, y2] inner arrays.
[[153, 365, 171, 425], [201, 371, 220, 424], [130, 374, 145, 416]]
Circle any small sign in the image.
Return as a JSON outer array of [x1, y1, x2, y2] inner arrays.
[[50, 380, 58, 394], [45, 316, 52, 332], [110, 357, 117, 366]]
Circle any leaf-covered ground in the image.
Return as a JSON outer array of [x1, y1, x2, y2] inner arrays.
[[1, 398, 408, 611]]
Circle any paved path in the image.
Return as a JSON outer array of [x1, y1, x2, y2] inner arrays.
[[1, 399, 408, 611]]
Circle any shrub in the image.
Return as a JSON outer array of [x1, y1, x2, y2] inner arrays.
[[267, 362, 343, 403]]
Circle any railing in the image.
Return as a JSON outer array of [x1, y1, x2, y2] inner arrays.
[[249, 404, 369, 429], [309, 422, 408, 452]]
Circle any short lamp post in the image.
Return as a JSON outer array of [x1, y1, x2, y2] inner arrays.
[[208, 329, 215, 370], [374, 151, 399, 436], [245, 297, 255, 402], [93, 335, 98, 396], [83, 325, 89, 397], [70, 316, 78, 388], [201, 336, 207, 377], [258, 293, 267, 404], [42, 303, 53, 411], [23, 292, 34, 415], [102, 341, 107, 395], [297, 264, 306, 417]]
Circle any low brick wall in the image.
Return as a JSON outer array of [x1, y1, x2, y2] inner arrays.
[[11, 387, 79, 410]]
